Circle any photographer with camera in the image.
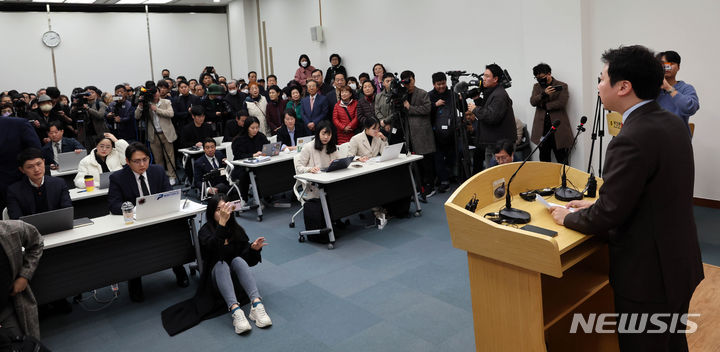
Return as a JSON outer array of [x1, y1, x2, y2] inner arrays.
[[374, 73, 396, 134], [429, 72, 463, 193], [467, 64, 517, 173], [135, 87, 178, 185], [71, 86, 108, 149], [530, 63, 572, 163], [105, 85, 137, 142]]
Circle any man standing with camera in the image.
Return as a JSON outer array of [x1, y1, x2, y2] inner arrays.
[[106, 85, 137, 142], [529, 63, 573, 163], [467, 64, 516, 173], [135, 88, 178, 185], [656, 50, 699, 132]]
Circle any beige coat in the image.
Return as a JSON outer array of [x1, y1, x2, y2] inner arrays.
[[0, 221, 43, 338], [73, 139, 129, 188], [246, 96, 269, 136], [346, 131, 388, 158], [294, 143, 341, 199], [134, 98, 176, 143], [529, 79, 573, 149]]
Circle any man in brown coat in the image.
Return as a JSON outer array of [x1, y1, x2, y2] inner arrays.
[[529, 63, 573, 163], [0, 221, 43, 338]]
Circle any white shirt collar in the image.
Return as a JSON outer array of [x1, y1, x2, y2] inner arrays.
[[29, 176, 45, 188], [206, 154, 218, 165], [133, 170, 150, 195], [622, 100, 652, 123]]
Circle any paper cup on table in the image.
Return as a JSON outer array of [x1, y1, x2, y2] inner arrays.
[[84, 175, 94, 192]]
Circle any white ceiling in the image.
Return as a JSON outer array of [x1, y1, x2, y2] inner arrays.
[[0, 0, 232, 6]]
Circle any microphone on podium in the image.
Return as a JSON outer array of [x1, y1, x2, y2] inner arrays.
[[500, 120, 561, 224], [555, 116, 587, 201]]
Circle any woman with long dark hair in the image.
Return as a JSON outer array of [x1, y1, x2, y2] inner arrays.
[[199, 194, 271, 334]]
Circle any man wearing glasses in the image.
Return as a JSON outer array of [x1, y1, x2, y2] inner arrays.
[[107, 142, 189, 302], [655, 50, 699, 131]]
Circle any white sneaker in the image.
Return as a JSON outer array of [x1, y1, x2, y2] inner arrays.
[[249, 302, 272, 328], [232, 308, 252, 334]]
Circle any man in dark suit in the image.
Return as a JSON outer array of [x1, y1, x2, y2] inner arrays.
[[467, 64, 517, 174], [0, 116, 41, 211], [193, 138, 229, 196], [40, 121, 86, 169], [301, 80, 329, 133], [550, 45, 704, 352], [6, 148, 72, 219], [107, 142, 189, 302]]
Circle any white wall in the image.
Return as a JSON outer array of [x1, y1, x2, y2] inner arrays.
[[0, 11, 231, 96], [581, 0, 720, 201]]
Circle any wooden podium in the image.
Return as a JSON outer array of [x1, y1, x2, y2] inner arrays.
[[445, 162, 619, 351]]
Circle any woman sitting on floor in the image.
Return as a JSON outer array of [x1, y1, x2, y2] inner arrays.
[[199, 194, 271, 334]]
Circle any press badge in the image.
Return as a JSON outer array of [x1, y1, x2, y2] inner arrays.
[[441, 125, 448, 130]]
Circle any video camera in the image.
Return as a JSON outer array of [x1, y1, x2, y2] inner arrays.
[[385, 74, 411, 107]]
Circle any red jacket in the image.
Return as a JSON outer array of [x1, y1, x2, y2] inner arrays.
[[333, 99, 359, 144]]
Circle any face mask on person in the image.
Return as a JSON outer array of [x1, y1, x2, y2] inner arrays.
[[349, 83, 357, 90], [229, 89, 237, 95], [301, 61, 308, 68], [1, 111, 11, 117], [282, 94, 288, 100], [242, 89, 249, 94], [40, 104, 53, 112]]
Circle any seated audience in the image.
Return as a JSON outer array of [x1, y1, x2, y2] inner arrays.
[[73, 133, 128, 189], [0, 115, 41, 212], [193, 138, 230, 196], [276, 109, 310, 151], [231, 116, 269, 203], [293, 121, 341, 236], [6, 148, 71, 220], [41, 121, 85, 170], [181, 105, 214, 148], [107, 142, 189, 302], [199, 194, 271, 334], [347, 117, 388, 160], [332, 85, 359, 144], [224, 109, 249, 143], [265, 85, 285, 135]]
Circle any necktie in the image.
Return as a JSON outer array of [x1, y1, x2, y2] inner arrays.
[[138, 175, 150, 196], [54, 142, 61, 164], [310, 96, 315, 111], [211, 158, 218, 169]]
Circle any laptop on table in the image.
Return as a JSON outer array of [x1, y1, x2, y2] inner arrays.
[[20, 207, 74, 235], [321, 156, 355, 172], [135, 189, 182, 221], [261, 142, 282, 156], [371, 142, 404, 163], [57, 151, 86, 172]]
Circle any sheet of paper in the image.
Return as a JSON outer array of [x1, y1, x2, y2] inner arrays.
[[535, 193, 577, 212]]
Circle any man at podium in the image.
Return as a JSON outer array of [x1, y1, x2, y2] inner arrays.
[[549, 45, 704, 352]]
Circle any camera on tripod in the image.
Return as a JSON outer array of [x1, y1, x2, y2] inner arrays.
[[385, 74, 411, 106]]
